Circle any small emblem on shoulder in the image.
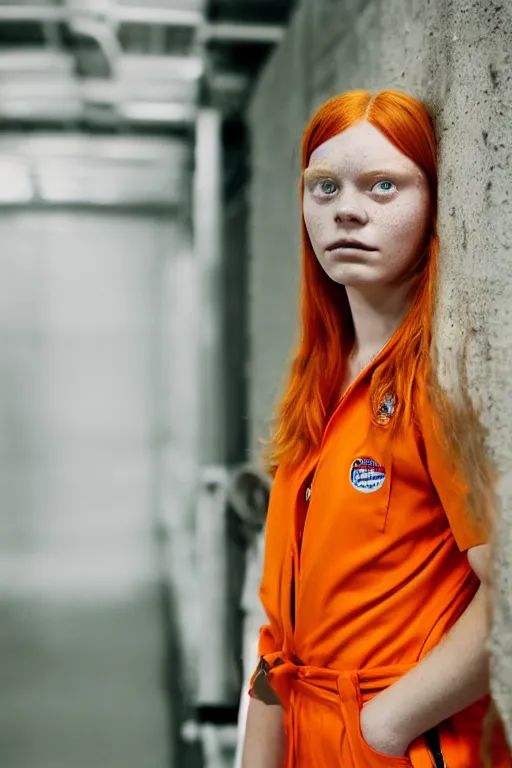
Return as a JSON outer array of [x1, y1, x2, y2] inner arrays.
[[377, 394, 396, 425], [350, 457, 386, 493]]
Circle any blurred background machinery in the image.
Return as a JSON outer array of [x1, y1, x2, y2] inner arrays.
[[0, 2, 297, 768], [0, 0, 290, 128]]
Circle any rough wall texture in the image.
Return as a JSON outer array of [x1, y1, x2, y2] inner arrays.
[[247, 0, 512, 736]]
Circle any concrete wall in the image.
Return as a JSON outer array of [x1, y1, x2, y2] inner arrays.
[[246, 0, 512, 736]]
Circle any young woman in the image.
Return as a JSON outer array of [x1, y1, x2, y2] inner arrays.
[[241, 90, 510, 767]]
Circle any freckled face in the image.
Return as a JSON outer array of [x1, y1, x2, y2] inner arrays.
[[302, 121, 431, 289]]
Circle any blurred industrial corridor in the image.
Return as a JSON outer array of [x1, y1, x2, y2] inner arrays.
[[1, 2, 512, 768], [0, 2, 294, 768]]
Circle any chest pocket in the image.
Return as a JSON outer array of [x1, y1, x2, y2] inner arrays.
[[346, 428, 393, 533]]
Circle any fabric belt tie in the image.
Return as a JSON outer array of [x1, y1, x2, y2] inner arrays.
[[260, 652, 436, 768]]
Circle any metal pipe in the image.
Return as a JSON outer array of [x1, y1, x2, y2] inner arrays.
[[67, 14, 120, 79], [0, 97, 196, 127], [113, 6, 204, 27], [0, 5, 65, 21], [195, 466, 232, 705], [0, 4, 204, 27], [194, 108, 225, 468], [201, 22, 285, 44], [119, 101, 196, 124], [0, 50, 75, 74], [0, 6, 284, 45]]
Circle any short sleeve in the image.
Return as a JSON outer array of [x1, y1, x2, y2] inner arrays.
[[415, 379, 489, 551], [246, 469, 290, 700]]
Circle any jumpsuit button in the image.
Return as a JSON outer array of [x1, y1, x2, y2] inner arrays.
[[305, 486, 311, 502]]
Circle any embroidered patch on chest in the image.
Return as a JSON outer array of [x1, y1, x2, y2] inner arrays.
[[350, 457, 386, 493]]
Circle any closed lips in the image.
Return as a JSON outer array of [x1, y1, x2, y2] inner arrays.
[[327, 240, 375, 251]]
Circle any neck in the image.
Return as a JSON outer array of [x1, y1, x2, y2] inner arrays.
[[345, 282, 411, 359]]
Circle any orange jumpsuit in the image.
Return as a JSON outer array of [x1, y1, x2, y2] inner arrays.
[[249, 343, 511, 767]]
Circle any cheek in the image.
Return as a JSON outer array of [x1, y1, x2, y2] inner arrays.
[[303, 203, 329, 252], [378, 199, 430, 254]]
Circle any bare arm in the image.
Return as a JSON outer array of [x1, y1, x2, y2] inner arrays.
[[242, 697, 285, 768], [360, 543, 491, 757]]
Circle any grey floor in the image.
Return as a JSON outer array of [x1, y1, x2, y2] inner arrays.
[[1, 592, 171, 768]]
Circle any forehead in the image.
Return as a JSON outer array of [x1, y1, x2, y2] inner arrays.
[[308, 120, 417, 174]]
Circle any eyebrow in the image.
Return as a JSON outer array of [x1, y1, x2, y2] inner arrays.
[[302, 166, 334, 184], [302, 166, 412, 183]]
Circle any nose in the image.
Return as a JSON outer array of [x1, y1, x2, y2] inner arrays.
[[333, 187, 368, 225]]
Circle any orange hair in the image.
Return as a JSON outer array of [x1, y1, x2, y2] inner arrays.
[[264, 89, 439, 475]]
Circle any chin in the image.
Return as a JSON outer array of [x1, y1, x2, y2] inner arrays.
[[324, 266, 382, 287]]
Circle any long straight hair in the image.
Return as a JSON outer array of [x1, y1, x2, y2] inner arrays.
[[264, 90, 438, 475]]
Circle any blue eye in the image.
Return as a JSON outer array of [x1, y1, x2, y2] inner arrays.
[[373, 180, 395, 194], [316, 179, 337, 196]]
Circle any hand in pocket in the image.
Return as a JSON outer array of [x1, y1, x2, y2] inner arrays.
[[359, 696, 411, 759]]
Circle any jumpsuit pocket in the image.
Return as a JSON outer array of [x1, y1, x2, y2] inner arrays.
[[337, 673, 412, 766], [346, 440, 393, 533], [356, 708, 412, 766]]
